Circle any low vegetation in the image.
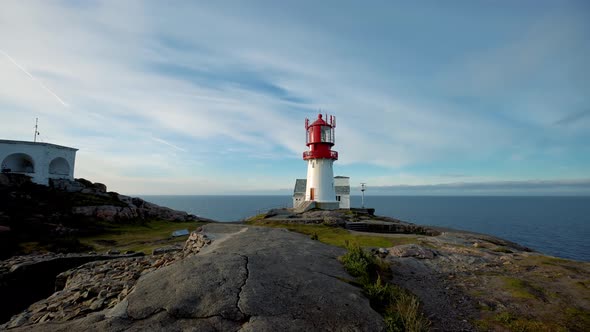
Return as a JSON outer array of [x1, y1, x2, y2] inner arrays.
[[16, 220, 207, 255], [78, 220, 207, 254], [501, 276, 544, 300], [340, 243, 430, 332], [474, 311, 568, 332], [246, 219, 420, 248], [467, 254, 590, 331]]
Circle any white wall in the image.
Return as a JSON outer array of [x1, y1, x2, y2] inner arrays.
[[337, 195, 350, 209], [305, 159, 336, 202], [334, 177, 349, 187], [0, 141, 77, 185], [293, 194, 305, 208], [335, 177, 350, 209]]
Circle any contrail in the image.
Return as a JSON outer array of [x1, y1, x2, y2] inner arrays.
[[151, 137, 187, 152], [0, 49, 69, 107]]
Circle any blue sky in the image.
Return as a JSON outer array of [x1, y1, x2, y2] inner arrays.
[[0, 0, 589, 195]]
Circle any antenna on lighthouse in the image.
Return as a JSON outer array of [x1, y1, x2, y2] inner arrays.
[[33, 118, 40, 143]]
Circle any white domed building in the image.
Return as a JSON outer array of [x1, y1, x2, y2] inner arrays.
[[0, 139, 77, 185]]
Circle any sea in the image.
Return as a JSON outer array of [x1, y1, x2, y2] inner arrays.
[[140, 195, 590, 262]]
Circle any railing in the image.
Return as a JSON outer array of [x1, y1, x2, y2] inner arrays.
[[302, 150, 338, 159]]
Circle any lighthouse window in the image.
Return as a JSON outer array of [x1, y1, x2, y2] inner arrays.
[[321, 127, 331, 142]]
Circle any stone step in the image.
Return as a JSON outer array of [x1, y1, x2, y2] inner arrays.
[[345, 222, 368, 232]]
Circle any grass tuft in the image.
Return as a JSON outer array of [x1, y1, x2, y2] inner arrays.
[[502, 277, 545, 300], [248, 221, 419, 248], [492, 246, 513, 253], [340, 243, 430, 332]]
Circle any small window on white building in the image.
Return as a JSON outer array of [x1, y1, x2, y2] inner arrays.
[[336, 196, 341, 201]]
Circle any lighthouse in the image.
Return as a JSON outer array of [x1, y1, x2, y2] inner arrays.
[[302, 113, 340, 209]]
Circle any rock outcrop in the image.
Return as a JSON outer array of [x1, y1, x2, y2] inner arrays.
[[0, 252, 144, 324], [3, 232, 212, 329], [380, 231, 590, 331], [388, 244, 436, 259], [3, 225, 385, 331], [70, 195, 195, 222], [48, 178, 197, 222], [256, 208, 440, 236], [0, 176, 208, 258]]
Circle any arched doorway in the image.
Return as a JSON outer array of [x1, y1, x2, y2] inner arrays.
[[1, 153, 35, 173], [49, 157, 70, 175]]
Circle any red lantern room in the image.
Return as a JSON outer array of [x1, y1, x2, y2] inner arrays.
[[303, 114, 338, 160]]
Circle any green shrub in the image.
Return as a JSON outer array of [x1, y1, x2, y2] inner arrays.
[[389, 292, 430, 332], [340, 241, 376, 284], [340, 243, 430, 332]]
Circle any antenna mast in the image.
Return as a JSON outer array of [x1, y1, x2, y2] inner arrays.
[[33, 118, 39, 143]]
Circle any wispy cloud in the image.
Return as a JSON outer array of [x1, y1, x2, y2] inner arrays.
[[151, 137, 187, 152], [0, 49, 69, 107], [554, 109, 590, 126], [0, 1, 588, 194]]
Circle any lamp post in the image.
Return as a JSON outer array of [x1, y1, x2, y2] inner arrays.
[[361, 183, 366, 208]]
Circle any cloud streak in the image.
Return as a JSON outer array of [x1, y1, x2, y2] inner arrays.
[[151, 137, 187, 152], [554, 109, 590, 126], [0, 49, 69, 107]]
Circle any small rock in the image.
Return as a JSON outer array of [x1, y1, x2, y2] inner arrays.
[[30, 303, 48, 314], [5, 312, 29, 328], [389, 244, 436, 259], [94, 183, 107, 192], [152, 246, 182, 256], [38, 312, 52, 323], [107, 250, 120, 255], [46, 302, 60, 312], [89, 298, 105, 311]]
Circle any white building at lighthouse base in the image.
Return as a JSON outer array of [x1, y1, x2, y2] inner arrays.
[[293, 176, 350, 209]]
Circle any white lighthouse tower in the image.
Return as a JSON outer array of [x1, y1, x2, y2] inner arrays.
[[303, 113, 340, 210]]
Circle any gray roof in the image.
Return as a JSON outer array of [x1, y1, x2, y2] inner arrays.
[[335, 186, 350, 195], [294, 179, 307, 193]]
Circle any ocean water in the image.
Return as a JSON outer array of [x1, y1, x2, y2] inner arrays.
[[140, 195, 590, 262]]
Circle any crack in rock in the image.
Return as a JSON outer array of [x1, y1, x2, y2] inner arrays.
[[236, 254, 252, 326]]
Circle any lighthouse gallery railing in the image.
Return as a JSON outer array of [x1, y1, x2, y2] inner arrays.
[[303, 150, 338, 159]]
